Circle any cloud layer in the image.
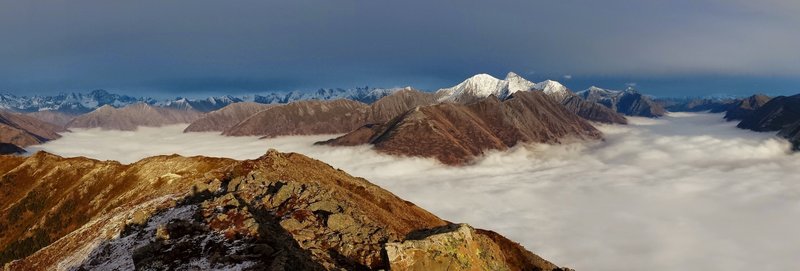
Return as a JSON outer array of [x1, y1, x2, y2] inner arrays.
[[28, 112, 800, 270]]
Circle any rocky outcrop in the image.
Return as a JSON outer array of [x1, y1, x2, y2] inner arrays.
[[737, 94, 800, 149], [0, 110, 63, 147], [67, 103, 203, 131], [0, 143, 25, 155], [183, 102, 273, 133], [386, 224, 571, 271], [222, 99, 370, 137], [578, 87, 666, 117], [723, 94, 771, 121], [320, 91, 602, 165], [0, 151, 568, 271]]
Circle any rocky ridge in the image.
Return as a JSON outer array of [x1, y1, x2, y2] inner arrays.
[[0, 151, 569, 271]]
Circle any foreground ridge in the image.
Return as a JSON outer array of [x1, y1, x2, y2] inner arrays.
[[0, 150, 570, 270]]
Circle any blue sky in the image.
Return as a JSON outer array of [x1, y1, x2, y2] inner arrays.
[[1, 0, 799, 98]]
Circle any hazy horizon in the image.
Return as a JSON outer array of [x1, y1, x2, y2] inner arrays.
[[2, 1, 799, 97]]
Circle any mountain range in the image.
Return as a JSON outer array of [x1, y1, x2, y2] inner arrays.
[[320, 91, 602, 165], [737, 94, 800, 149], [0, 87, 403, 115], [0, 110, 64, 151], [0, 150, 572, 271], [577, 86, 667, 117]]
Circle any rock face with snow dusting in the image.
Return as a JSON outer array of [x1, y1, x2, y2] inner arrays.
[[320, 91, 603, 165], [0, 151, 569, 271], [577, 86, 666, 117], [67, 103, 204, 131]]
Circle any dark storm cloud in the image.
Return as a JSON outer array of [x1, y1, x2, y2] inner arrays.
[[1, 0, 798, 97]]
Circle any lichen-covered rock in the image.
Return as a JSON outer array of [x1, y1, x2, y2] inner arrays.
[[386, 224, 570, 271]]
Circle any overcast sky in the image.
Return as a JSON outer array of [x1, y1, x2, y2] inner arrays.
[[1, 0, 799, 97]]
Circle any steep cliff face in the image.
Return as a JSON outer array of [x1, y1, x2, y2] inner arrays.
[[321, 91, 602, 165], [67, 103, 203, 131], [0, 110, 63, 147], [222, 100, 370, 137], [0, 151, 570, 270]]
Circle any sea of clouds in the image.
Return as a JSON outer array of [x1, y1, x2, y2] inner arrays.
[[28, 112, 800, 271]]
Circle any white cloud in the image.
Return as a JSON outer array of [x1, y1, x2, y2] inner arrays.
[[26, 112, 800, 271], [563, 74, 572, 80]]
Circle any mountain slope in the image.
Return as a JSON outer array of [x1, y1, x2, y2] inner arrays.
[[223, 100, 370, 137], [184, 102, 273, 133], [736, 94, 800, 149], [0, 151, 569, 271], [23, 111, 77, 128], [366, 88, 437, 123], [321, 91, 602, 165], [67, 103, 203, 131], [0, 110, 64, 147]]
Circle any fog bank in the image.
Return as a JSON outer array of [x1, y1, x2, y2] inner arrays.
[[29, 113, 800, 271]]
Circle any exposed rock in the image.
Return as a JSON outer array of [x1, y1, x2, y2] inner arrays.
[[222, 99, 370, 137], [320, 91, 602, 165], [67, 103, 203, 131], [723, 94, 771, 121], [0, 151, 568, 271], [0, 110, 63, 147], [183, 102, 273, 133], [386, 224, 570, 271]]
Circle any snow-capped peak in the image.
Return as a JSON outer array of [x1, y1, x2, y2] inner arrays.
[[436, 73, 509, 102], [506, 72, 536, 94]]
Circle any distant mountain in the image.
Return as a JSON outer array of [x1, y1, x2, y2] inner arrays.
[[320, 91, 602, 165], [24, 110, 79, 128], [0, 90, 152, 114], [577, 86, 666, 117], [67, 103, 203, 131], [0, 151, 570, 270], [0, 143, 25, 155], [0, 110, 64, 147], [222, 100, 370, 137], [436, 73, 626, 124], [183, 102, 273, 133], [156, 96, 244, 112], [250, 86, 403, 104], [723, 94, 771, 121], [655, 97, 736, 113], [737, 94, 800, 149]]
